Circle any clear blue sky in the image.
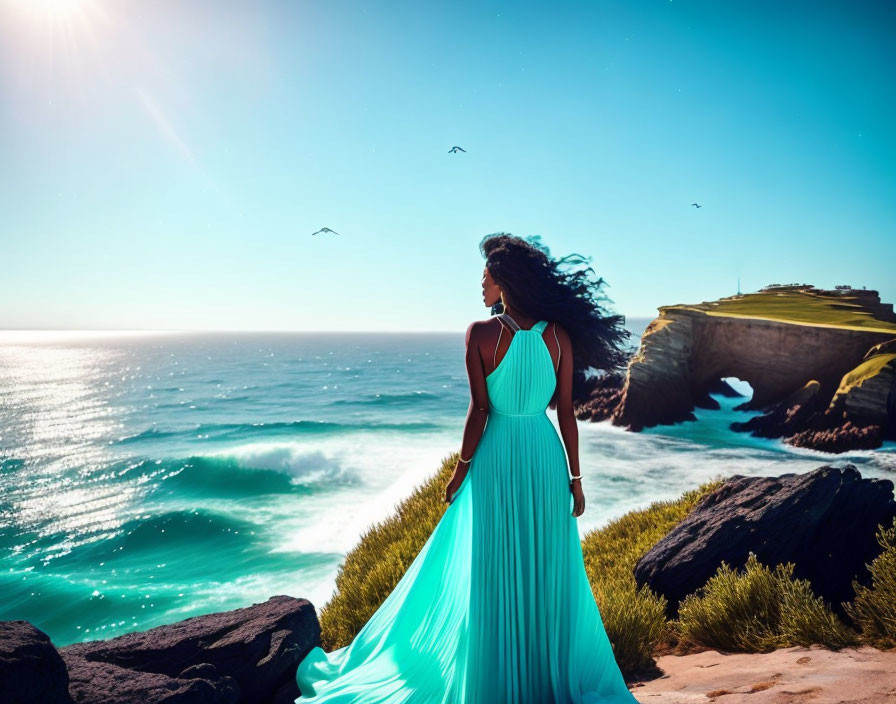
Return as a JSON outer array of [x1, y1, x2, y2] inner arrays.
[[1, 0, 893, 331]]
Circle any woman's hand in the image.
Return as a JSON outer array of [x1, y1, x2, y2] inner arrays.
[[570, 479, 585, 517], [444, 461, 469, 504]]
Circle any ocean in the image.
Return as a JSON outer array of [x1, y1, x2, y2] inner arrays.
[[2, 321, 895, 647]]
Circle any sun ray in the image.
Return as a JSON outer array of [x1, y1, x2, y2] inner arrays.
[[11, 0, 93, 22]]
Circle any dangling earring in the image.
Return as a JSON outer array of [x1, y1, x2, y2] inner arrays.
[[499, 291, 507, 312]]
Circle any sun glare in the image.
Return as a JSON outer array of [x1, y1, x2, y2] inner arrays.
[[3, 0, 112, 66], [11, 0, 92, 20]]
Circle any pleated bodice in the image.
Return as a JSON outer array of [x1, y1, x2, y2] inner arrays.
[[486, 319, 555, 417]]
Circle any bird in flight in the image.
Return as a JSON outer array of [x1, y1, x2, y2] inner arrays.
[[311, 227, 340, 236], [448, 146, 466, 153], [691, 203, 702, 208]]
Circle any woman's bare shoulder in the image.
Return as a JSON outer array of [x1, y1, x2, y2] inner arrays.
[[467, 317, 502, 332], [465, 317, 501, 341]]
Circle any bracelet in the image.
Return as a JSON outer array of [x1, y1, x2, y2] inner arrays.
[[458, 453, 473, 464], [569, 474, 582, 481]]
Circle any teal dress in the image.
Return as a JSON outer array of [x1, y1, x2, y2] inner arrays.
[[295, 319, 640, 703]]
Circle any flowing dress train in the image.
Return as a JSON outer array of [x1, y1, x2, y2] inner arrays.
[[295, 319, 640, 703]]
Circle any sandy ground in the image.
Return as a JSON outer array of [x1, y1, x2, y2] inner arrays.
[[629, 644, 896, 704]]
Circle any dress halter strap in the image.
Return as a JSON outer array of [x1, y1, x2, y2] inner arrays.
[[498, 313, 548, 334], [492, 314, 553, 377], [496, 313, 521, 332]]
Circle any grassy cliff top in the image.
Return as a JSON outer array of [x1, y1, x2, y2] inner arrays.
[[661, 287, 896, 334]]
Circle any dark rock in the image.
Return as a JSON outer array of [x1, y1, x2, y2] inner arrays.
[[782, 379, 823, 408], [269, 676, 302, 704], [179, 663, 224, 680], [731, 368, 895, 453], [692, 392, 720, 411], [65, 654, 239, 703], [60, 595, 320, 704], [633, 464, 896, 620], [788, 421, 885, 453], [695, 378, 745, 408], [706, 378, 745, 397], [731, 380, 826, 440], [574, 372, 626, 422], [0, 621, 73, 704], [829, 353, 896, 428]]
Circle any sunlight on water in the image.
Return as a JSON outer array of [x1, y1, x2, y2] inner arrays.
[[0, 330, 178, 344], [0, 344, 138, 561]]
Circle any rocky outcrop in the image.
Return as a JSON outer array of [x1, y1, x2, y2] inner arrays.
[[829, 352, 896, 426], [573, 371, 627, 422], [63, 656, 239, 703], [0, 621, 73, 704], [1, 595, 320, 704], [602, 285, 896, 452], [633, 464, 896, 620], [574, 373, 746, 423]]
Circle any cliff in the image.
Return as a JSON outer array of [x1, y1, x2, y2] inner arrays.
[[590, 285, 896, 452]]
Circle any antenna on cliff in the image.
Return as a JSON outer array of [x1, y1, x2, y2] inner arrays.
[[737, 275, 741, 295]]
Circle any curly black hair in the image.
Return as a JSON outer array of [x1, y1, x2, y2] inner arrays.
[[480, 232, 631, 402]]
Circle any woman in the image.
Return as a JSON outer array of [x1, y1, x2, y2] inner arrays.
[[295, 233, 638, 703]]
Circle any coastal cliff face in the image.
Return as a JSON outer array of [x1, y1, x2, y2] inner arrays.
[[604, 286, 896, 452], [831, 343, 896, 426]]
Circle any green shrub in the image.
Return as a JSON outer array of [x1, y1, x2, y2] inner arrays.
[[673, 552, 858, 652], [580, 478, 727, 673], [844, 516, 896, 649]]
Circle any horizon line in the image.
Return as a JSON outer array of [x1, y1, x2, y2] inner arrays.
[[0, 320, 657, 342]]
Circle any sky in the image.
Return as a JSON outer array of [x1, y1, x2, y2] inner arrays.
[[0, 0, 893, 332]]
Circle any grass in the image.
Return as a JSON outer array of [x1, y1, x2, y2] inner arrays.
[[837, 353, 896, 391], [665, 289, 896, 334], [317, 453, 896, 676]]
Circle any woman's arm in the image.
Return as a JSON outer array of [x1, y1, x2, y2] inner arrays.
[[444, 321, 490, 503], [554, 324, 585, 517]]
